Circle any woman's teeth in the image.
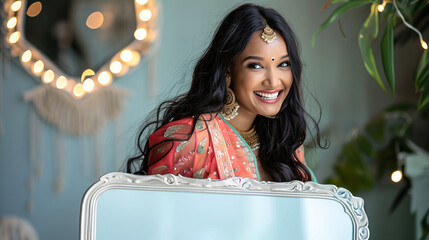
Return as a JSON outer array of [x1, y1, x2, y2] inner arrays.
[[255, 91, 279, 100]]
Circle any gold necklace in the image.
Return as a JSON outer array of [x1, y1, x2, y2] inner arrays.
[[235, 125, 260, 150]]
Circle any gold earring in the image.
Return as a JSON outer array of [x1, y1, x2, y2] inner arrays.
[[221, 75, 239, 120]]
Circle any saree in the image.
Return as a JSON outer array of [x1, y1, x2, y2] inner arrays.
[[147, 113, 309, 181]]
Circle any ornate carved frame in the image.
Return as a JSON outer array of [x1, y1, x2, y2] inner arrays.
[[80, 172, 370, 240]]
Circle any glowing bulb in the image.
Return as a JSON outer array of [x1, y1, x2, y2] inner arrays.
[[73, 83, 85, 98], [377, 4, 384, 12], [98, 71, 112, 85], [21, 50, 32, 62], [134, 28, 147, 40], [27, 1, 42, 17], [139, 9, 152, 21], [7, 17, 17, 29], [33, 60, 44, 74], [86, 11, 104, 29], [42, 70, 54, 83], [128, 51, 141, 67], [56, 76, 67, 89], [120, 50, 133, 62], [83, 78, 95, 92], [391, 170, 403, 183], [9, 31, 20, 44], [81, 69, 95, 81], [421, 40, 428, 49], [110, 61, 122, 74], [136, 0, 149, 5], [11, 1, 22, 11]]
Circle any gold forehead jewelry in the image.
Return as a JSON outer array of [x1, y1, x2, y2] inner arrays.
[[261, 18, 277, 44]]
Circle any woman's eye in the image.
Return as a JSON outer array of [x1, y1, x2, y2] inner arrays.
[[279, 61, 290, 68], [247, 63, 263, 69]]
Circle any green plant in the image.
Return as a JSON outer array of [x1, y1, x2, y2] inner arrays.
[[313, 0, 429, 108], [314, 0, 429, 211]]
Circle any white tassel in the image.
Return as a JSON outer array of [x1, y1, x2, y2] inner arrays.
[[23, 85, 129, 135]]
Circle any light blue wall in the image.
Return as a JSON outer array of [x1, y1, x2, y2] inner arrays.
[[0, 0, 415, 239]]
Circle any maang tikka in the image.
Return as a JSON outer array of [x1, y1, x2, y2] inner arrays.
[[261, 18, 277, 44], [221, 75, 239, 120]]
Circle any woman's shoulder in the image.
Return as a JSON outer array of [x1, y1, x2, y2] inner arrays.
[[149, 113, 218, 142]]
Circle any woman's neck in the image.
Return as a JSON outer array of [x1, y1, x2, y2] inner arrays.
[[225, 108, 256, 131]]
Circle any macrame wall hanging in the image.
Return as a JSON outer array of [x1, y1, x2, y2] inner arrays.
[[2, 0, 159, 211]]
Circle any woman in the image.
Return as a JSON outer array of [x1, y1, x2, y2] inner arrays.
[[127, 3, 325, 182]]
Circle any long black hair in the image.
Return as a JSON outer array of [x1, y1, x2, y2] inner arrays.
[[126, 3, 326, 182]]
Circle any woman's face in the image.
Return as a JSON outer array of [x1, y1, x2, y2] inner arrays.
[[230, 30, 293, 120]]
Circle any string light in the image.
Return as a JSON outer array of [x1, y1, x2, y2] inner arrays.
[[26, 1, 42, 17], [391, 170, 403, 183], [9, 31, 20, 44], [81, 69, 95, 81], [136, 0, 149, 5], [393, 0, 427, 49], [86, 11, 104, 29], [11, 1, 22, 12], [7, 17, 17, 29], [98, 71, 112, 85], [56, 76, 67, 89], [377, 1, 386, 12], [120, 50, 133, 62], [42, 70, 54, 83], [127, 51, 141, 67], [82, 78, 95, 92], [110, 61, 123, 74], [21, 50, 32, 63], [32, 60, 44, 74], [421, 40, 428, 50], [139, 9, 152, 21], [73, 83, 85, 98], [134, 28, 147, 40]]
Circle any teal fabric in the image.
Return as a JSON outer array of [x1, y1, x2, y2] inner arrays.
[[307, 167, 318, 183]]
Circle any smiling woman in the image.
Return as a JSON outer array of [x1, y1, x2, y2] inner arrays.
[[127, 3, 326, 183]]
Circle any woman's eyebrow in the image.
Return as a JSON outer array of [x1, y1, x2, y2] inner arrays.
[[242, 56, 263, 62], [242, 54, 289, 63]]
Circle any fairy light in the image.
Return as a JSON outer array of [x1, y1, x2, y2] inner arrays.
[[377, 1, 386, 12], [32, 60, 44, 74], [7, 17, 17, 29], [56, 76, 67, 89], [9, 31, 20, 44], [81, 69, 95, 81], [120, 50, 133, 62], [139, 9, 152, 21], [110, 61, 123, 74], [11, 1, 22, 11], [21, 50, 32, 62], [127, 51, 141, 67], [393, 0, 427, 49], [136, 0, 149, 5], [134, 28, 147, 40], [42, 70, 54, 83], [73, 83, 85, 97], [26, 1, 42, 17], [421, 40, 428, 50], [82, 78, 95, 92], [98, 71, 112, 85], [391, 170, 403, 183]]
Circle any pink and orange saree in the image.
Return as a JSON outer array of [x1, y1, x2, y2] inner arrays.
[[147, 114, 307, 181]]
